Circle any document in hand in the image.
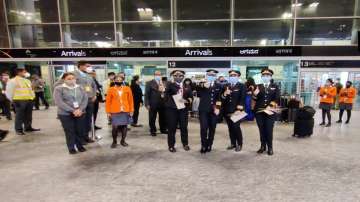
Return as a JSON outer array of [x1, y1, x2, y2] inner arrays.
[[231, 111, 248, 123], [172, 93, 186, 109]]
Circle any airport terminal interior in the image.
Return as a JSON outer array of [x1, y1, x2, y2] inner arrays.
[[1, 0, 360, 201]]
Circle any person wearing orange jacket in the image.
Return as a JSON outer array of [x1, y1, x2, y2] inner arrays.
[[106, 75, 134, 148], [319, 79, 337, 127], [336, 81, 357, 124]]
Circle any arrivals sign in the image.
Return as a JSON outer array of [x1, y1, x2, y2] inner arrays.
[[0, 46, 358, 58]]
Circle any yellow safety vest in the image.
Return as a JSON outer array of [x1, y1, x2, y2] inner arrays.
[[13, 76, 35, 100]]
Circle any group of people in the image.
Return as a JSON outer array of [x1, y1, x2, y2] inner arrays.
[[2, 60, 357, 157], [134, 68, 279, 155], [318, 78, 357, 127]]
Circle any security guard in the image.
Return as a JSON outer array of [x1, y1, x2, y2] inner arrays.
[[196, 69, 223, 153], [74, 61, 97, 143], [165, 70, 193, 153], [253, 68, 280, 156], [5, 67, 40, 135], [221, 70, 246, 152]]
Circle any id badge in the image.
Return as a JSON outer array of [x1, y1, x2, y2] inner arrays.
[[85, 86, 91, 92], [73, 102, 79, 108]]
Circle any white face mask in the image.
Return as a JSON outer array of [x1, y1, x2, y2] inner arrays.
[[86, 67, 93, 73], [24, 72, 31, 78]]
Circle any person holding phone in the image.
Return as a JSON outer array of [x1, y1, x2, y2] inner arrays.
[[221, 70, 246, 152], [196, 69, 223, 153], [53, 72, 88, 154], [106, 76, 134, 149], [252, 68, 280, 156]]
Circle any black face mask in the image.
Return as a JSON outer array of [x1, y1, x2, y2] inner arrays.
[[346, 84, 351, 88], [114, 82, 123, 86]]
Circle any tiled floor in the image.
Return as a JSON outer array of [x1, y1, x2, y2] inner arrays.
[[0, 106, 359, 202]]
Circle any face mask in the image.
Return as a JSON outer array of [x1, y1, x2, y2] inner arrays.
[[174, 77, 183, 83], [115, 81, 123, 86], [109, 75, 115, 80], [346, 84, 351, 88], [228, 77, 238, 85], [261, 75, 272, 84], [65, 79, 76, 86], [154, 76, 161, 81], [206, 75, 216, 83], [86, 67, 93, 73], [24, 72, 31, 78]]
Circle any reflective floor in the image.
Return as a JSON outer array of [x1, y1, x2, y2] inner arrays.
[[1, 106, 360, 202]]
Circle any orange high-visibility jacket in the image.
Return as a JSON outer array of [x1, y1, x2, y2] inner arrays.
[[339, 87, 357, 104], [319, 86, 337, 104], [106, 86, 134, 113]]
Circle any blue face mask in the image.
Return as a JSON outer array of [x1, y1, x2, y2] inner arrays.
[[206, 75, 216, 83], [228, 77, 238, 85], [154, 76, 161, 81], [261, 75, 272, 84]]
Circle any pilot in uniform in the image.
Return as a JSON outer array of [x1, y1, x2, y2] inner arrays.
[[252, 68, 280, 156], [164, 70, 193, 153], [196, 69, 223, 153], [221, 70, 246, 152]]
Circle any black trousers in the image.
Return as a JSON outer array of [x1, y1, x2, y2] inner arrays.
[[224, 115, 243, 147], [0, 97, 11, 119], [93, 99, 99, 124], [339, 109, 351, 121], [84, 101, 94, 139], [166, 108, 189, 148], [199, 111, 218, 148], [133, 102, 141, 124], [322, 109, 331, 123], [148, 105, 167, 133], [255, 112, 276, 149], [58, 114, 85, 151], [34, 92, 49, 109], [13, 100, 33, 132]]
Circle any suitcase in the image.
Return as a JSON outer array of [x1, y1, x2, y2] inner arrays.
[[296, 106, 316, 120], [294, 118, 314, 137]]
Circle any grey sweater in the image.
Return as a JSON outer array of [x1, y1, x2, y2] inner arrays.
[[74, 70, 97, 100], [53, 84, 88, 116]]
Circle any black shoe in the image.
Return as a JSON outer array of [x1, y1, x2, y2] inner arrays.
[[169, 147, 176, 153], [0, 130, 9, 141], [207, 146, 212, 153], [227, 145, 235, 150], [77, 147, 86, 152], [131, 124, 143, 127], [200, 147, 207, 154], [319, 122, 325, 126], [94, 126, 102, 130], [257, 145, 266, 154], [325, 123, 331, 127], [111, 142, 117, 148], [16, 131, 26, 136], [25, 128, 40, 132], [183, 145, 190, 151], [85, 138, 95, 143], [160, 130, 168, 134], [34, 108, 40, 111], [336, 120, 342, 123], [69, 149, 77, 155], [6, 117, 12, 121], [150, 133, 157, 137], [235, 145, 242, 152], [45, 106, 49, 110], [345, 120, 350, 124], [267, 149, 274, 156], [120, 141, 129, 147]]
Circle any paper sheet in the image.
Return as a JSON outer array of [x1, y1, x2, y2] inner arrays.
[[231, 111, 247, 123], [172, 94, 186, 109]]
